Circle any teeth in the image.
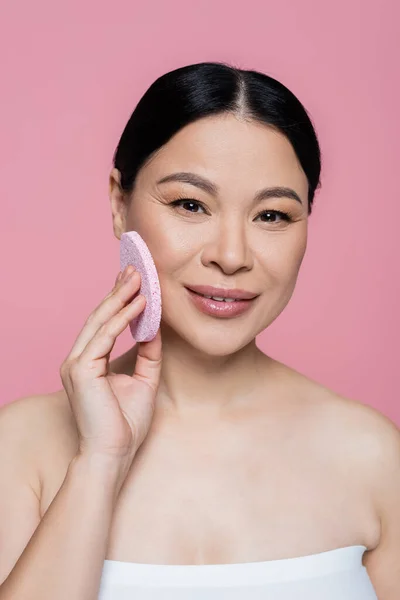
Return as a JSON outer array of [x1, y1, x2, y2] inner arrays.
[[202, 294, 237, 302]]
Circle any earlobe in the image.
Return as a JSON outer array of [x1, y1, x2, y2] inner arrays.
[[112, 220, 125, 241]]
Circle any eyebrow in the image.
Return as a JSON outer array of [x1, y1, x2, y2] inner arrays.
[[156, 171, 303, 205]]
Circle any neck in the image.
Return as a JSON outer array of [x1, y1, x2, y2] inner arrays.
[[117, 325, 276, 421]]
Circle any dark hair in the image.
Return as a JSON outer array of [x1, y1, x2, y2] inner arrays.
[[113, 62, 322, 214]]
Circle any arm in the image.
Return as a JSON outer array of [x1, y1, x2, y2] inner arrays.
[[363, 413, 400, 599], [0, 266, 161, 599], [0, 398, 123, 600]]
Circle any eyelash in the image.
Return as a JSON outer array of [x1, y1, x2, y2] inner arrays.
[[169, 198, 294, 224]]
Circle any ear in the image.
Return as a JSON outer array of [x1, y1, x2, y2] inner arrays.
[[109, 168, 129, 240]]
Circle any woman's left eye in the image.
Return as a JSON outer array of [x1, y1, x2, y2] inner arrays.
[[255, 210, 292, 223]]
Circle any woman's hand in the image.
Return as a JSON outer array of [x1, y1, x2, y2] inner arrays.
[[59, 266, 162, 490]]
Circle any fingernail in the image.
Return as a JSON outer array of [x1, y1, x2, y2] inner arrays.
[[122, 265, 135, 282]]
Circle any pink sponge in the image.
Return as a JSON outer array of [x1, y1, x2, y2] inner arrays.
[[120, 231, 162, 342]]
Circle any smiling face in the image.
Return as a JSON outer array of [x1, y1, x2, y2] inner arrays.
[[110, 113, 309, 356]]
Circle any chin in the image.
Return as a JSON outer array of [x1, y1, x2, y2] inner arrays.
[[161, 313, 263, 358], [194, 332, 257, 357], [188, 332, 257, 357]]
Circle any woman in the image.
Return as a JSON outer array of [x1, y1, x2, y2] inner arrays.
[[0, 62, 398, 599]]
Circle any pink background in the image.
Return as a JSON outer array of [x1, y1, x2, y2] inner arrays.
[[0, 1, 398, 424]]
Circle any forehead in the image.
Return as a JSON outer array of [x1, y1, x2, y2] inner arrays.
[[138, 113, 308, 197]]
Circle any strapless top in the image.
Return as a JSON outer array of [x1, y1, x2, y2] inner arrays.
[[98, 545, 378, 599]]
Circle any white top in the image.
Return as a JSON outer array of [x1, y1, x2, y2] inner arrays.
[[98, 545, 377, 599]]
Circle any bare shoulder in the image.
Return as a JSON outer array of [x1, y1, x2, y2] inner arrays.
[[1, 389, 77, 445], [279, 361, 399, 450], [0, 390, 78, 497], [305, 376, 400, 592], [315, 380, 399, 466], [274, 359, 399, 478], [284, 363, 400, 507], [0, 391, 79, 583]]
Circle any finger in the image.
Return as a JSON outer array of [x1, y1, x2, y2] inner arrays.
[[67, 269, 141, 361], [103, 268, 133, 302], [133, 328, 163, 393], [77, 294, 147, 380]]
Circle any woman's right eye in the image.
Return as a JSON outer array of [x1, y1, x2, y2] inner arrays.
[[170, 199, 207, 213]]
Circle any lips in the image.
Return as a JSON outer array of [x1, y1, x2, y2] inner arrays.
[[185, 287, 258, 318], [186, 285, 258, 301]]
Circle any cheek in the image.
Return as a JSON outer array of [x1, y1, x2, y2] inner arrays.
[[260, 230, 307, 283], [155, 230, 191, 266], [126, 200, 192, 271], [146, 227, 196, 281]]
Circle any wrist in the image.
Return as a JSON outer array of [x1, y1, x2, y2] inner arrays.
[[70, 452, 124, 486], [70, 450, 136, 499]]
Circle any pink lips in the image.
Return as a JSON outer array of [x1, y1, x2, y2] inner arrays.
[[187, 285, 258, 300], [185, 287, 258, 318]]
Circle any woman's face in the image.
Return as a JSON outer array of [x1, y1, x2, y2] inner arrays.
[[110, 113, 309, 356]]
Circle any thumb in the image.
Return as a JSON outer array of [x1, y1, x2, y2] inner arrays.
[[132, 329, 163, 393]]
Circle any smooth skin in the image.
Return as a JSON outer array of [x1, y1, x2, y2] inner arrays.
[[0, 113, 399, 598]]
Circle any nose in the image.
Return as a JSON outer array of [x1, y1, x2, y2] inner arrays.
[[200, 216, 254, 275]]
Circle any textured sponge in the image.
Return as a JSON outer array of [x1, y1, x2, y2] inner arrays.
[[120, 231, 162, 342]]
